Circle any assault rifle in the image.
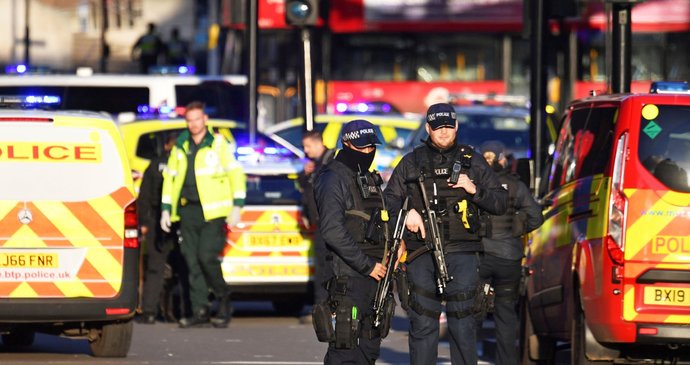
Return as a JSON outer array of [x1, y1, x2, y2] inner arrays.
[[372, 197, 409, 330], [417, 173, 453, 295]]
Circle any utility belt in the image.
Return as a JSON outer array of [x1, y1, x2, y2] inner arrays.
[[312, 276, 391, 348], [396, 254, 491, 320]]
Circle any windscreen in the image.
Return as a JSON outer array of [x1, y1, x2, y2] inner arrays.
[[638, 104, 690, 192], [0, 122, 126, 201]]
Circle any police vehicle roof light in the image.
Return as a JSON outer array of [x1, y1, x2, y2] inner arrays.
[[649, 81, 689, 94], [336, 102, 348, 113], [5, 64, 28, 74], [148, 65, 196, 75], [0, 94, 61, 106]]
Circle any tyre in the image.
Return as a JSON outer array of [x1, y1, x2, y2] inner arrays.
[[571, 290, 618, 365], [520, 303, 555, 365], [89, 320, 133, 357], [1, 328, 35, 347]]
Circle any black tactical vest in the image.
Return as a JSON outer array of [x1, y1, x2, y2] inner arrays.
[[330, 162, 387, 260], [411, 144, 481, 244]]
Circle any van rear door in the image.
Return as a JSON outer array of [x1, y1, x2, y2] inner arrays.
[[0, 115, 135, 299]]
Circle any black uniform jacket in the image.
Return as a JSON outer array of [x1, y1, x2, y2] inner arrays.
[[482, 170, 544, 260], [314, 159, 376, 277], [384, 141, 509, 252], [138, 152, 169, 230]]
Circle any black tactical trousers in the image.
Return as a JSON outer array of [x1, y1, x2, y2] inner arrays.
[[141, 226, 176, 316], [478, 254, 521, 365], [178, 204, 229, 315]]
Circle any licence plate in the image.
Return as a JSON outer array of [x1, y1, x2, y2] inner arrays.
[[643, 286, 690, 307], [246, 234, 302, 247], [0, 253, 59, 268]]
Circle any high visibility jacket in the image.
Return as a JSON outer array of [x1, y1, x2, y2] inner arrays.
[[161, 128, 246, 222]]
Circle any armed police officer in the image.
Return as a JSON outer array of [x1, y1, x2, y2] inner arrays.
[[477, 141, 543, 365], [384, 103, 508, 365], [313, 119, 396, 365]]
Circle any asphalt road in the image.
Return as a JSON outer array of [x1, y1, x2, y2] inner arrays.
[[0, 301, 538, 365]]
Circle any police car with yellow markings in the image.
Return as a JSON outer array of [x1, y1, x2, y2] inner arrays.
[[263, 114, 420, 181], [0, 95, 138, 357], [118, 112, 313, 314]]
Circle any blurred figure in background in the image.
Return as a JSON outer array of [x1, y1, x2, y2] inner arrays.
[[165, 27, 190, 66], [297, 131, 335, 322], [132, 22, 165, 74]]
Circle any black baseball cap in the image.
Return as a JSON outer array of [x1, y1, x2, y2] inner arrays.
[[426, 103, 457, 130], [341, 119, 382, 148]]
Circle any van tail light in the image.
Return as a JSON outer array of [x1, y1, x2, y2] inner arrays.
[[607, 133, 628, 265], [124, 201, 139, 248]]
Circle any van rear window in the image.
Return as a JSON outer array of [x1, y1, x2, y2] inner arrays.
[[638, 105, 690, 192], [246, 175, 300, 206], [0, 86, 148, 114]]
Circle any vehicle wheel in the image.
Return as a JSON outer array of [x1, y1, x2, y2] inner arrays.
[[89, 320, 133, 357], [2, 328, 35, 347], [520, 302, 555, 365], [572, 290, 618, 365], [272, 297, 306, 316]]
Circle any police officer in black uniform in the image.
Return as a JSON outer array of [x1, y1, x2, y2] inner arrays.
[[384, 103, 508, 365], [313, 119, 392, 365], [477, 140, 544, 365], [137, 132, 190, 323]]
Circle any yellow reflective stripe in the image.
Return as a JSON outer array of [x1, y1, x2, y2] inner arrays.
[[4, 225, 47, 247], [54, 279, 93, 297], [625, 193, 683, 260], [88, 195, 123, 238], [195, 167, 217, 176], [10, 282, 38, 298], [623, 285, 636, 321], [35, 202, 121, 289]]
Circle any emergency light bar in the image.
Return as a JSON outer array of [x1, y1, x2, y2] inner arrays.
[[649, 81, 689, 94], [449, 93, 528, 107], [4, 64, 52, 75], [148, 65, 196, 75], [0, 95, 61, 106], [335, 101, 398, 115]]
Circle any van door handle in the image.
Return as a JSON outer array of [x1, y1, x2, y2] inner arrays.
[[567, 209, 593, 222]]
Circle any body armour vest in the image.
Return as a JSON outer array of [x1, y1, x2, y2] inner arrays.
[[409, 144, 482, 248], [329, 161, 387, 261]]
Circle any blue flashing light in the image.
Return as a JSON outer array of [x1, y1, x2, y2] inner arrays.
[[24, 95, 61, 104], [336, 102, 348, 113], [16, 64, 27, 73], [237, 146, 256, 155], [177, 65, 195, 75], [159, 105, 173, 114], [650, 81, 689, 94], [356, 103, 369, 113]]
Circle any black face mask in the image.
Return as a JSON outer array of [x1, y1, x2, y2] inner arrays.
[[492, 160, 503, 172], [335, 146, 376, 173]]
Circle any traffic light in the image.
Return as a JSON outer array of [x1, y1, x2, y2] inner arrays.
[[285, 0, 318, 26]]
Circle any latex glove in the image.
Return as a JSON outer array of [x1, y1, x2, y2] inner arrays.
[[226, 206, 242, 227], [160, 211, 172, 233]]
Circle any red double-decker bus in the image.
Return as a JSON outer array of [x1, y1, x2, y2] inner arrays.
[[221, 0, 689, 122]]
